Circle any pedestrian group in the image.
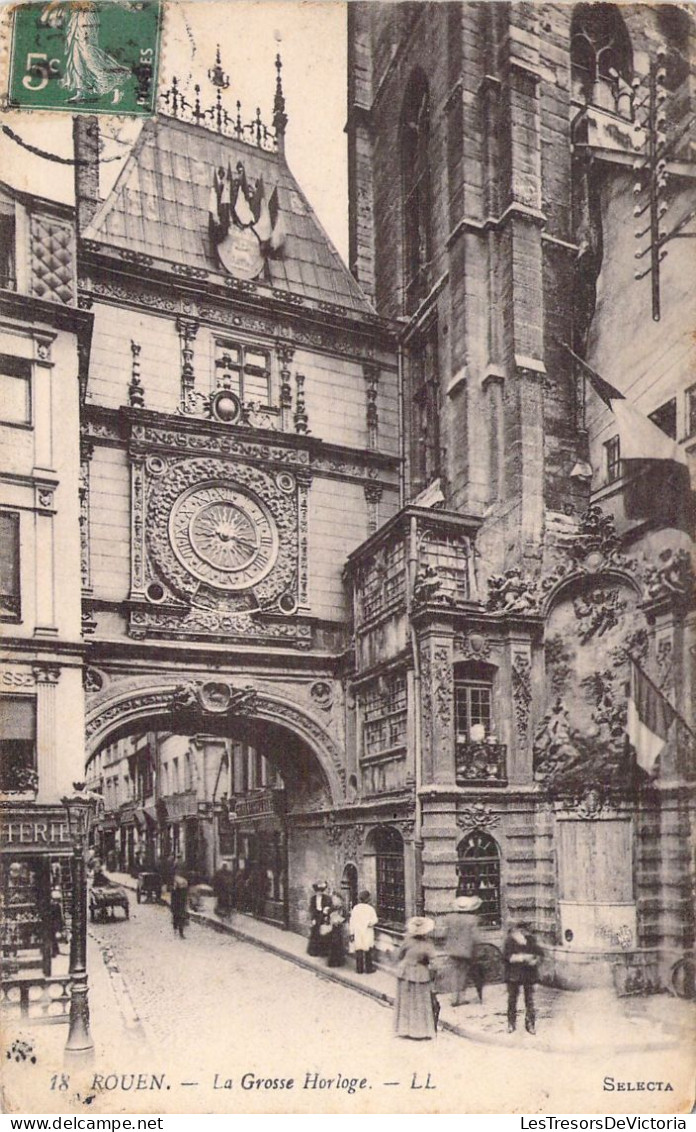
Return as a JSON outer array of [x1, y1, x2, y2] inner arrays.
[[304, 880, 543, 1042]]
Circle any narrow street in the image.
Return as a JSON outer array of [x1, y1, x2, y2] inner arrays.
[[60, 899, 688, 1115]]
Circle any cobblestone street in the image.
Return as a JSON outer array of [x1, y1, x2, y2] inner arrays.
[[4, 898, 688, 1116]]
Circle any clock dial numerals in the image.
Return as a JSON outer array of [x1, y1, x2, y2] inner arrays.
[[169, 482, 279, 591]]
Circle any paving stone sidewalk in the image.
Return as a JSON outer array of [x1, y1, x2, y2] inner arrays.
[[108, 871, 693, 1055]]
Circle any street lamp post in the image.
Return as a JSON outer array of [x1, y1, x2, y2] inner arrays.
[[62, 785, 98, 1059]]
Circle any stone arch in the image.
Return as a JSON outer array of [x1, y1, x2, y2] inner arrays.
[[541, 567, 643, 621], [85, 681, 345, 805], [570, 3, 633, 108]]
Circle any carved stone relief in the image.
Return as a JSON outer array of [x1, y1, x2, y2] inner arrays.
[[133, 455, 300, 635], [456, 802, 500, 831], [511, 651, 532, 748]]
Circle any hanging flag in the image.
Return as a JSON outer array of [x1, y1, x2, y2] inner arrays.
[[268, 186, 286, 253], [218, 165, 232, 238], [563, 343, 693, 530], [208, 167, 224, 242], [251, 176, 273, 243], [626, 660, 675, 773], [232, 161, 255, 228]]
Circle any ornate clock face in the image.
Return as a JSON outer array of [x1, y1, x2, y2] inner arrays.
[[169, 482, 278, 591]]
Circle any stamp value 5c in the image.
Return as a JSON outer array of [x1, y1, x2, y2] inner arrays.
[[8, 1, 163, 116]]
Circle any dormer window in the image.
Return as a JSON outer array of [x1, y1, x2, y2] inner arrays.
[[571, 4, 633, 119], [214, 339, 272, 408]]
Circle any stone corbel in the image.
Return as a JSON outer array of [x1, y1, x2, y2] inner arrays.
[[33, 332, 56, 365]]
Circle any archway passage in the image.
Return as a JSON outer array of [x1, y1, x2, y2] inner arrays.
[[85, 710, 336, 933]]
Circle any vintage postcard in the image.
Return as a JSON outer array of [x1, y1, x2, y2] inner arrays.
[[0, 0, 694, 1117]]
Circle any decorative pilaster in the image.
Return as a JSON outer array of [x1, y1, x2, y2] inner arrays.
[[79, 433, 94, 592], [363, 361, 380, 449], [34, 481, 57, 636], [130, 456, 146, 601], [294, 373, 309, 434], [418, 633, 456, 786], [128, 342, 145, 408], [176, 316, 199, 410], [32, 664, 60, 800], [33, 332, 55, 473], [364, 482, 382, 535], [296, 469, 312, 610], [276, 341, 295, 430]]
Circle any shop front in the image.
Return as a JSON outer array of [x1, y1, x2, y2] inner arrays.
[[224, 789, 287, 926], [0, 806, 74, 1020]]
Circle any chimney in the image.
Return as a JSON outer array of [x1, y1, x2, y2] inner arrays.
[[73, 115, 101, 235]]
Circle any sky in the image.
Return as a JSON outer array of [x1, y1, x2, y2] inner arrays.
[[0, 0, 350, 260]]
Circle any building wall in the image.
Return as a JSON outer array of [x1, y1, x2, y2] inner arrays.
[[1, 188, 88, 806]]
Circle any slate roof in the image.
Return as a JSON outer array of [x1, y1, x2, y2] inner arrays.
[[86, 114, 372, 314]]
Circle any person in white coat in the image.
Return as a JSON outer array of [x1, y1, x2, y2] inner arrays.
[[349, 890, 378, 974]]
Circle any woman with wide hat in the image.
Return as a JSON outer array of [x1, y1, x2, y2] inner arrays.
[[307, 881, 332, 957], [393, 916, 437, 1040]]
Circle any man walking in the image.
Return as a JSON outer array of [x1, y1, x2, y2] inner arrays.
[[503, 921, 543, 1033], [443, 894, 483, 1006], [349, 890, 378, 974], [170, 862, 189, 939]]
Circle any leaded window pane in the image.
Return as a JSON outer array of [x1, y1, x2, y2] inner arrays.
[[375, 826, 405, 925], [457, 832, 501, 927]]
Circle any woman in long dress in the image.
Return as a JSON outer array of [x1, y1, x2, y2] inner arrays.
[[394, 916, 437, 1040], [326, 894, 346, 969], [41, 1, 130, 103]]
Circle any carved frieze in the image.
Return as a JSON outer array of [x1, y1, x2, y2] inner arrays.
[[128, 607, 312, 648], [129, 423, 310, 466], [82, 275, 388, 360]]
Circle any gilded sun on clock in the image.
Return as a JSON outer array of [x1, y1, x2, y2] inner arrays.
[[169, 482, 278, 592]]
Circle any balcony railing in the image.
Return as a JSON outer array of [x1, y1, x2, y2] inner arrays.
[[455, 740, 507, 786]]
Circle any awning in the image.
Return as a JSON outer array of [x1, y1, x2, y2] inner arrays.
[[134, 810, 147, 829]]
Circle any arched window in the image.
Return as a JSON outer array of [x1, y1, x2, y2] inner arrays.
[[457, 831, 501, 927], [571, 4, 633, 117], [374, 825, 405, 925], [402, 71, 431, 312]]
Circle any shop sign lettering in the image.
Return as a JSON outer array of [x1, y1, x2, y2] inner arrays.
[[0, 820, 70, 847]]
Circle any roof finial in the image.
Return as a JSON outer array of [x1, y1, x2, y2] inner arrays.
[[208, 44, 230, 90], [273, 52, 288, 155]]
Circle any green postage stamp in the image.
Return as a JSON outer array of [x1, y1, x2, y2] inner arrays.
[[7, 1, 163, 116]]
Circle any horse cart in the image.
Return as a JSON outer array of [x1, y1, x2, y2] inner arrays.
[[89, 880, 129, 923], [136, 871, 162, 904]]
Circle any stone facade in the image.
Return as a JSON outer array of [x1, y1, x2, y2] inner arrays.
[[0, 182, 92, 1004], [345, 2, 695, 986]]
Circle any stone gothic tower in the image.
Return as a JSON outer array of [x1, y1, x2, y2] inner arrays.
[[346, 2, 695, 985]]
